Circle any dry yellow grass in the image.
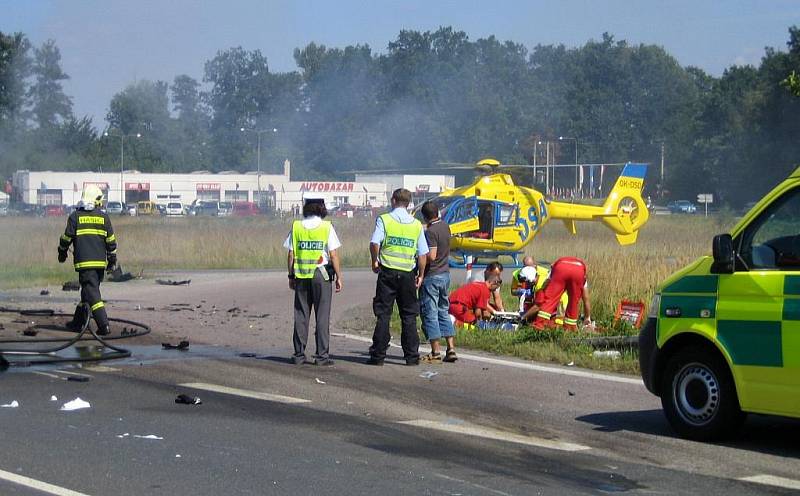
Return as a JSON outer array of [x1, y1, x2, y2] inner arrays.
[[0, 213, 736, 323]]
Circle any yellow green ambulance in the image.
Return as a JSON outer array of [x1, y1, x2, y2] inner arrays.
[[640, 166, 800, 440]]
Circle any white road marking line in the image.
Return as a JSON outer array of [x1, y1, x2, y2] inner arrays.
[[398, 419, 591, 452], [432, 473, 513, 496], [739, 475, 800, 490], [32, 371, 62, 379], [178, 383, 310, 404], [332, 332, 641, 385], [0, 468, 91, 496], [54, 370, 93, 378], [84, 365, 117, 373]]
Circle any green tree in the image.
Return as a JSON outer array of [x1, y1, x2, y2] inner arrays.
[[27, 39, 72, 129]]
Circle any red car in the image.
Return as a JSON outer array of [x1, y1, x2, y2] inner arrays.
[[43, 205, 66, 217], [233, 202, 259, 216]]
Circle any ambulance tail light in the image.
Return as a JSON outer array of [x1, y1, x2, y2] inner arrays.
[[648, 293, 661, 319]]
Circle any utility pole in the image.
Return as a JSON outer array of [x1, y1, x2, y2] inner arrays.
[[660, 141, 666, 198]]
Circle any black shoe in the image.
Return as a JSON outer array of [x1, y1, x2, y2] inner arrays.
[[405, 357, 420, 366], [65, 320, 82, 332], [365, 357, 384, 366], [96, 325, 111, 336], [291, 355, 305, 365], [315, 358, 335, 366]]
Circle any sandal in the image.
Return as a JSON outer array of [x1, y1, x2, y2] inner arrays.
[[420, 352, 443, 363], [443, 349, 458, 363]]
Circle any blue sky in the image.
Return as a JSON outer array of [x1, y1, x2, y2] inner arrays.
[[3, 0, 799, 127]]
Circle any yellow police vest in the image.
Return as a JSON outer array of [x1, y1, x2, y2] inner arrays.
[[379, 214, 422, 272], [292, 220, 331, 279]]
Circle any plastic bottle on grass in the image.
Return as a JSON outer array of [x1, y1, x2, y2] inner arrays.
[[592, 350, 621, 360]]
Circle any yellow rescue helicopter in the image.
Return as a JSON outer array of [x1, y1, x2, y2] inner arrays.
[[424, 158, 650, 266]]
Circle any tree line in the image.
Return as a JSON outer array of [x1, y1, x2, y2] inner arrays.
[[1, 26, 798, 206]]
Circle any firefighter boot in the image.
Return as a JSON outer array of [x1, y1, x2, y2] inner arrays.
[[65, 304, 88, 332], [96, 325, 111, 336]]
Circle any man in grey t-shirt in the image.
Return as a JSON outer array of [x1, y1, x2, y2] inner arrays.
[[419, 200, 457, 363]]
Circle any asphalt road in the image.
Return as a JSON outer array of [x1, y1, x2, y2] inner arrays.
[[0, 270, 799, 495]]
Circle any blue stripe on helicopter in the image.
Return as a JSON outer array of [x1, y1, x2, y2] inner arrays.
[[621, 163, 647, 179]]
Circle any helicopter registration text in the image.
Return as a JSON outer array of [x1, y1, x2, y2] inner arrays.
[[617, 178, 643, 190]]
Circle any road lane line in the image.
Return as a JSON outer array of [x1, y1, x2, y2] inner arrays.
[[332, 332, 641, 385], [432, 473, 513, 496], [84, 365, 118, 373], [178, 383, 310, 404], [54, 370, 93, 378], [32, 371, 62, 379], [739, 475, 800, 490], [0, 468, 91, 496], [398, 419, 591, 452]]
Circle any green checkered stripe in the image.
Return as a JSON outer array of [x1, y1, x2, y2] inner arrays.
[[660, 274, 800, 368]]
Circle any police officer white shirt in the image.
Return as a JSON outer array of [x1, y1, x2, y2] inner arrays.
[[283, 216, 342, 267]]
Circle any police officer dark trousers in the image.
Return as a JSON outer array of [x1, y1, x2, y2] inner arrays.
[[58, 185, 117, 335]]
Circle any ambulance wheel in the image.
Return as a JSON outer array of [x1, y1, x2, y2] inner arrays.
[[660, 348, 745, 441]]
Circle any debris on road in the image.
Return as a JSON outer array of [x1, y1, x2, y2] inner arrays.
[[60, 398, 91, 411], [566, 361, 575, 367], [133, 434, 164, 440], [1, 400, 19, 408], [117, 433, 130, 438], [592, 350, 622, 360], [419, 371, 439, 380], [227, 307, 241, 313], [238, 352, 258, 358], [50, 396, 58, 401], [156, 279, 191, 286], [39, 289, 50, 296], [67, 376, 90, 383], [22, 327, 38, 337], [162, 340, 190, 350], [568, 390, 575, 396], [108, 266, 135, 282], [175, 394, 202, 405], [250, 313, 271, 319], [62, 281, 80, 291], [315, 378, 326, 384]]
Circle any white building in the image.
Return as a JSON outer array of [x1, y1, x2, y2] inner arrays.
[[11, 165, 455, 212]]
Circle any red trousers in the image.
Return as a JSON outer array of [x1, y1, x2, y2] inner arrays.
[[533, 257, 586, 331]]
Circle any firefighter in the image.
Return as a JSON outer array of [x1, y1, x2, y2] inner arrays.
[[531, 256, 591, 331], [58, 184, 117, 335]]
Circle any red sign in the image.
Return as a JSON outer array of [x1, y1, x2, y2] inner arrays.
[[301, 182, 355, 192], [125, 182, 150, 191], [614, 300, 646, 328], [196, 183, 221, 191]]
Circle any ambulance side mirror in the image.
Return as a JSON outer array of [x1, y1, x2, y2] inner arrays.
[[712, 234, 734, 274]]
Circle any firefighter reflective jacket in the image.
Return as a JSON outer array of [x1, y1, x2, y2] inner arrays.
[[292, 220, 331, 279], [379, 213, 422, 272], [58, 209, 117, 271]]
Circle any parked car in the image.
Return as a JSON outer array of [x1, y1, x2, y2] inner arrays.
[[166, 202, 184, 216], [137, 201, 157, 216], [0, 203, 8, 217], [126, 204, 138, 216], [195, 201, 219, 216], [667, 200, 697, 214], [43, 204, 66, 217], [106, 201, 124, 215], [218, 201, 233, 217], [233, 202, 259, 216]]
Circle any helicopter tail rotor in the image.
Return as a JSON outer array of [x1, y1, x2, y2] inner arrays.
[[547, 163, 650, 245]]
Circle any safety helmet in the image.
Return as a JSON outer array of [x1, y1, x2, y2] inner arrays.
[[81, 184, 104, 208], [518, 265, 539, 284]]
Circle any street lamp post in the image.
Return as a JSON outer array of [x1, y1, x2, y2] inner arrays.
[[240, 127, 278, 200], [103, 131, 141, 203], [559, 136, 579, 198]]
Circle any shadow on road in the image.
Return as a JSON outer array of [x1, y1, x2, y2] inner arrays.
[[578, 409, 800, 459]]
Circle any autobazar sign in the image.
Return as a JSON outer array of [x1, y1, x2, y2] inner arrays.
[[301, 182, 355, 192]]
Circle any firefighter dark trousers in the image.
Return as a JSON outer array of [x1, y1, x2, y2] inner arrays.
[[370, 268, 420, 361], [79, 269, 109, 329]]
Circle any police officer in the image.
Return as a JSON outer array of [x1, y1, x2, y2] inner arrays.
[[367, 188, 428, 366], [285, 194, 342, 366], [58, 184, 117, 335]]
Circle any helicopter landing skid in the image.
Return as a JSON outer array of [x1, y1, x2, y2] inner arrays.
[[449, 252, 524, 269]]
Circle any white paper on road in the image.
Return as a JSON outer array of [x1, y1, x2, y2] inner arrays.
[[419, 371, 439, 379], [50, 395, 58, 401], [133, 434, 164, 440], [315, 378, 326, 384], [1, 400, 19, 408], [60, 398, 91, 411]]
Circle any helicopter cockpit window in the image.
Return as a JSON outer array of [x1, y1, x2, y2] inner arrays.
[[435, 196, 461, 220], [497, 204, 517, 226], [737, 187, 800, 270]]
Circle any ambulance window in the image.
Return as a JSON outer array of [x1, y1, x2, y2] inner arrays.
[[739, 188, 800, 270]]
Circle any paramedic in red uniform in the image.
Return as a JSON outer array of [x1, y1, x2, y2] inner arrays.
[[449, 275, 502, 325], [532, 257, 592, 331]]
